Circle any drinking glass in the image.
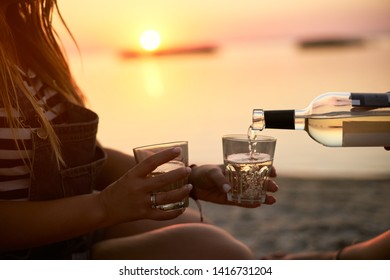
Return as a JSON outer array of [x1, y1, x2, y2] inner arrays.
[[222, 134, 276, 204], [133, 141, 189, 211]]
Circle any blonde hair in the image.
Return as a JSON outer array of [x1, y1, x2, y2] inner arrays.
[[0, 0, 85, 166]]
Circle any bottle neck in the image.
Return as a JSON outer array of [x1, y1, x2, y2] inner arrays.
[[253, 92, 390, 132], [263, 110, 296, 130], [255, 109, 307, 130], [294, 109, 308, 130]]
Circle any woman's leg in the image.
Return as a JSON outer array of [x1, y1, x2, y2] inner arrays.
[[101, 207, 206, 239], [91, 223, 254, 260], [93, 148, 253, 259]]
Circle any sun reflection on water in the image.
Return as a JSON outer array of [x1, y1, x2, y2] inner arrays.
[[140, 59, 165, 97]]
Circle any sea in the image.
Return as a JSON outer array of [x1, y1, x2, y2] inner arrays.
[[67, 35, 390, 179]]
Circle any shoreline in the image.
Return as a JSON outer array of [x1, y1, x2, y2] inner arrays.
[[192, 176, 390, 258]]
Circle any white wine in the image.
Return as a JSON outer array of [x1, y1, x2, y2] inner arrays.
[[225, 153, 272, 204], [150, 160, 188, 210], [252, 92, 390, 147], [150, 161, 187, 190], [306, 115, 390, 147]]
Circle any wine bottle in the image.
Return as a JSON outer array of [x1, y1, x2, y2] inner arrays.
[[251, 92, 390, 147]]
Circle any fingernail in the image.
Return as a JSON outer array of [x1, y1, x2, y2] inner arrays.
[[172, 147, 181, 154], [186, 184, 193, 191], [222, 183, 231, 193], [185, 167, 192, 174], [268, 197, 276, 205]]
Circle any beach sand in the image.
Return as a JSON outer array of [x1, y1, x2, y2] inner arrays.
[[190, 177, 390, 259]]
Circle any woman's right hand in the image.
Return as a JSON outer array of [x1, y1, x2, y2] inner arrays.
[[98, 147, 192, 226]]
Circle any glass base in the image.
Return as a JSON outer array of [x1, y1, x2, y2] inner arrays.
[[155, 199, 188, 211], [227, 193, 266, 204]]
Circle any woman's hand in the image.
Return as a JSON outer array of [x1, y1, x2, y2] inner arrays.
[[98, 147, 192, 226], [188, 164, 278, 208]]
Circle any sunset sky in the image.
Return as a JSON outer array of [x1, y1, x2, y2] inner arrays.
[[51, 0, 390, 177], [55, 0, 390, 53]]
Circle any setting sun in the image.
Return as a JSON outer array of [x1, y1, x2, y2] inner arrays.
[[139, 30, 161, 51]]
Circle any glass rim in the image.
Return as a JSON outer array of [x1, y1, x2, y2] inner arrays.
[[222, 134, 276, 142], [133, 140, 188, 151]]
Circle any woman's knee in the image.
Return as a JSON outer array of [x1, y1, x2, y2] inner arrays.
[[92, 223, 254, 260], [160, 223, 255, 259]]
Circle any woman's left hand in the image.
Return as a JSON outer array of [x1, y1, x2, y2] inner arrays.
[[188, 164, 278, 208]]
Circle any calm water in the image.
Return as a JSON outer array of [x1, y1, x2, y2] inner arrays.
[[68, 36, 390, 178]]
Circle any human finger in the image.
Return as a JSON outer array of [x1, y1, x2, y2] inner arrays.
[[147, 185, 193, 220], [263, 194, 276, 205], [133, 147, 181, 177], [266, 179, 279, 193], [204, 166, 230, 192], [152, 184, 193, 208], [145, 166, 191, 193]]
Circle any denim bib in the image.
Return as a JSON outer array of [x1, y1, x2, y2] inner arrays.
[[1, 98, 107, 259]]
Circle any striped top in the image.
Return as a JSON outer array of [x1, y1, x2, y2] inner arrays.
[[0, 70, 66, 200]]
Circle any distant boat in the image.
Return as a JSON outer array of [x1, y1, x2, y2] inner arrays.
[[120, 45, 218, 59], [298, 37, 364, 49]]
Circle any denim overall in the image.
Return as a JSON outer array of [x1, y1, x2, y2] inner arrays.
[[1, 96, 107, 259]]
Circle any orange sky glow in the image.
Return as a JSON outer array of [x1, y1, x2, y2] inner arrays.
[[49, 1, 390, 178], [55, 0, 390, 54]]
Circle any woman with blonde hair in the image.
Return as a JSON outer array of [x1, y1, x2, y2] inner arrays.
[[0, 0, 278, 259]]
